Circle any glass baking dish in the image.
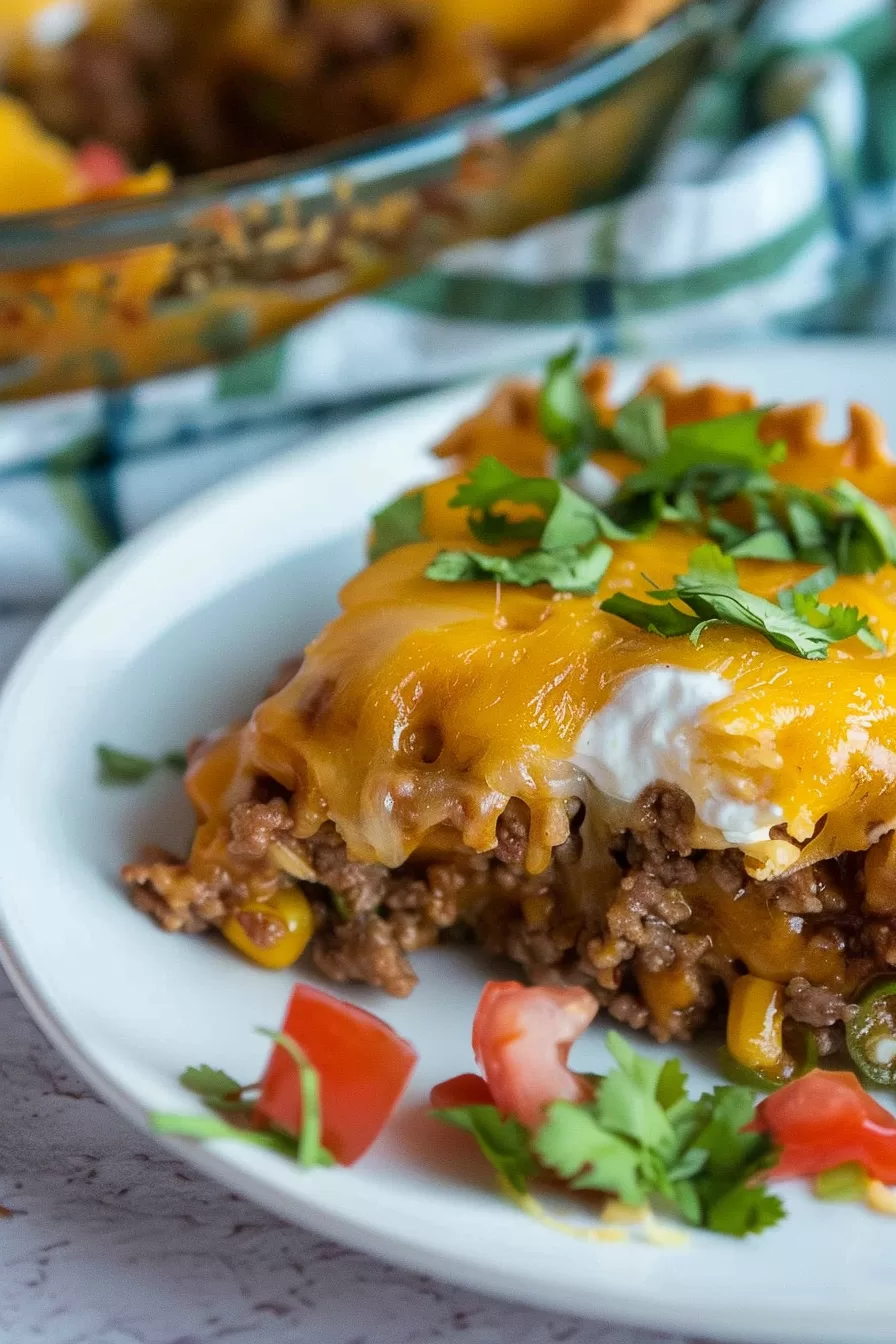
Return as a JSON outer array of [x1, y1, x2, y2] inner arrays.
[[0, 0, 748, 401]]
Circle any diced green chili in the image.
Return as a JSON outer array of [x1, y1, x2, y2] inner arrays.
[[845, 978, 896, 1087]]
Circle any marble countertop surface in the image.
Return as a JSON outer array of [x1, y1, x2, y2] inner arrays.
[[0, 614, 713, 1344]]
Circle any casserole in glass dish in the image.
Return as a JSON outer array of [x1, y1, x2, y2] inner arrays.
[[0, 0, 749, 400]]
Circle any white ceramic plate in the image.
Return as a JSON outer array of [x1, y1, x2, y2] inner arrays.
[[2, 341, 896, 1344]]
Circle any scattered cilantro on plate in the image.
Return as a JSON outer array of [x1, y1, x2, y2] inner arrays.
[[433, 1030, 784, 1239], [96, 744, 187, 785], [150, 1031, 334, 1168]]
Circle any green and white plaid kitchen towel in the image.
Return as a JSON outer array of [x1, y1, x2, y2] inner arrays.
[[2, 0, 896, 652]]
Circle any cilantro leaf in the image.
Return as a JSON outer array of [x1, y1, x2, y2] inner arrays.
[[426, 456, 634, 593], [777, 565, 838, 606], [618, 410, 782, 503], [668, 408, 783, 463], [675, 539, 735, 585], [687, 1084, 766, 1182], [673, 566, 838, 662], [538, 347, 607, 475], [451, 457, 539, 543], [538, 349, 671, 475], [149, 1112, 308, 1156], [726, 529, 795, 561], [790, 591, 883, 649], [536, 353, 896, 581], [611, 395, 669, 464], [778, 567, 884, 650], [542, 484, 633, 547], [369, 489, 426, 560], [425, 543, 612, 595], [435, 1104, 536, 1194], [157, 1039, 336, 1168], [257, 1027, 329, 1168], [179, 1065, 244, 1103], [600, 593, 699, 638], [785, 493, 828, 555], [778, 480, 896, 575], [602, 543, 877, 660], [705, 1184, 785, 1237], [96, 744, 186, 785], [686, 1083, 784, 1236], [599, 1031, 675, 1155], [532, 1100, 644, 1206], [656, 1058, 688, 1110], [451, 456, 630, 548], [439, 1032, 785, 1240], [828, 479, 896, 574], [531, 1038, 783, 1238]]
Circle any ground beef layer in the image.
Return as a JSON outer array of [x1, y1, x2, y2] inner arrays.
[[123, 781, 896, 1049]]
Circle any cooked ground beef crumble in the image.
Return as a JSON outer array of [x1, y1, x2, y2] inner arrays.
[[123, 776, 879, 1054]]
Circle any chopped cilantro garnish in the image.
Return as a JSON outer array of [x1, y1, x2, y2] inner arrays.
[[611, 395, 668, 464], [451, 456, 630, 548], [422, 456, 628, 594], [425, 543, 612, 595], [537, 347, 605, 476], [149, 1112, 307, 1155], [257, 1028, 332, 1167], [434, 1031, 784, 1239], [725, 529, 796, 562], [375, 357, 896, 604], [601, 544, 880, 660], [537, 346, 779, 499], [179, 1064, 245, 1103], [369, 489, 426, 560], [826, 479, 896, 573], [534, 1035, 783, 1236], [150, 1036, 334, 1168], [536, 355, 896, 579], [777, 566, 886, 650], [597, 593, 700, 639], [436, 1104, 536, 1194], [96, 744, 187, 785], [538, 347, 669, 473], [617, 410, 783, 504]]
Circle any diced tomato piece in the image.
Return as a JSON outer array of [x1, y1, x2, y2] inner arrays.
[[256, 985, 417, 1165], [76, 141, 129, 191], [430, 1072, 494, 1109], [471, 980, 597, 1129], [755, 1069, 896, 1183]]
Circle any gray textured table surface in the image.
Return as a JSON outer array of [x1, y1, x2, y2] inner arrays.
[[0, 615, 709, 1344]]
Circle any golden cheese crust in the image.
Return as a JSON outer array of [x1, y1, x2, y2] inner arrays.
[[125, 362, 896, 1045]]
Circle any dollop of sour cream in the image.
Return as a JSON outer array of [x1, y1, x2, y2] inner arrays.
[[572, 666, 782, 845]]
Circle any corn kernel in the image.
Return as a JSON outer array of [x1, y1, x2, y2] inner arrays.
[[221, 889, 313, 970], [522, 893, 553, 928], [726, 974, 786, 1074]]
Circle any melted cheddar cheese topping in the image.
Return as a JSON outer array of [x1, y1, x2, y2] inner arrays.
[[184, 364, 896, 912]]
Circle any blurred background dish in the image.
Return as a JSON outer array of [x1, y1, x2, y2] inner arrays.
[[0, 0, 747, 398]]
